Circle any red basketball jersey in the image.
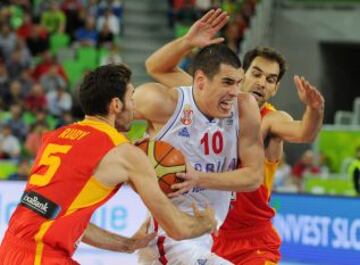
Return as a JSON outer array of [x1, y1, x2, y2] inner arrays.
[[4, 119, 128, 259], [219, 103, 278, 234]]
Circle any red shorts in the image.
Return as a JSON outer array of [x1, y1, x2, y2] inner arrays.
[[212, 222, 281, 265], [0, 231, 79, 265]]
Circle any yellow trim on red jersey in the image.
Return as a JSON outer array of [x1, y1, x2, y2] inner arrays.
[[263, 102, 276, 112], [78, 119, 128, 145], [264, 159, 279, 198], [65, 176, 114, 216], [34, 220, 54, 265]]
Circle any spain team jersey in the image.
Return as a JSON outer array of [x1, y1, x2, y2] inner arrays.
[[3, 119, 128, 262], [218, 103, 279, 235]]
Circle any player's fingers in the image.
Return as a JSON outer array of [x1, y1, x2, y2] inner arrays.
[[176, 172, 189, 179], [201, 9, 216, 23], [209, 37, 225, 45], [294, 75, 302, 89], [211, 11, 228, 28], [168, 188, 184, 197], [171, 181, 187, 190], [135, 233, 157, 250], [207, 8, 222, 25], [143, 232, 157, 242], [214, 15, 229, 33]]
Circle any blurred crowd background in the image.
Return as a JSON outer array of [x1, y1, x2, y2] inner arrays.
[[0, 0, 359, 199]]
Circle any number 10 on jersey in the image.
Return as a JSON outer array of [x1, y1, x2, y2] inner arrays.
[[200, 131, 224, 155]]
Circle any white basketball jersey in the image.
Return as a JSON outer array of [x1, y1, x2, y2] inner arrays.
[[155, 86, 239, 227]]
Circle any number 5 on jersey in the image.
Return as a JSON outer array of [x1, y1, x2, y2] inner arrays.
[[29, 144, 72, 186], [200, 131, 223, 155]]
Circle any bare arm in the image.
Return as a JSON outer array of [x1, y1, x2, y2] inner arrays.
[[82, 223, 156, 253], [133, 82, 177, 123], [145, 9, 228, 88], [119, 144, 216, 240], [264, 76, 324, 143], [170, 94, 264, 194], [145, 37, 193, 87], [198, 94, 264, 191]]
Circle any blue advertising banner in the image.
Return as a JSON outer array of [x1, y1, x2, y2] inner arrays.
[[271, 193, 360, 265]]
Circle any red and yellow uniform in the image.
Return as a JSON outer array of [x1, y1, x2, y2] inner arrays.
[[213, 103, 281, 265], [0, 119, 128, 265]]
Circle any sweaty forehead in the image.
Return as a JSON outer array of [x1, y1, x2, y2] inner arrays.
[[249, 56, 280, 76]]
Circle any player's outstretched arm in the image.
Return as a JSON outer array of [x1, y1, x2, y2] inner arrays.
[[264, 75, 325, 143], [82, 223, 156, 253], [120, 144, 217, 240], [145, 8, 228, 88], [170, 94, 264, 195]]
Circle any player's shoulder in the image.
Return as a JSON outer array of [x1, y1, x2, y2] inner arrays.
[[101, 143, 146, 173], [237, 92, 260, 118], [134, 82, 178, 102], [94, 143, 140, 187], [112, 142, 143, 161], [237, 92, 258, 108], [134, 82, 178, 115]]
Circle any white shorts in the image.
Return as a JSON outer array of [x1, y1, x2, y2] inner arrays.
[[137, 234, 233, 265]]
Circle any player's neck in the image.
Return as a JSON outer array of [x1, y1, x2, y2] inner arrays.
[[84, 115, 115, 127], [193, 88, 214, 121]]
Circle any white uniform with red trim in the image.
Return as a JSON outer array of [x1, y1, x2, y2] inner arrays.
[[138, 86, 238, 265]]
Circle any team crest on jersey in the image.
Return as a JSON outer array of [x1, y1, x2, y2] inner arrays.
[[197, 259, 208, 265], [178, 127, 190, 138], [180, 104, 193, 125]]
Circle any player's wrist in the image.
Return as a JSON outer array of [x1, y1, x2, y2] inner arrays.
[[181, 35, 198, 50], [306, 104, 324, 113]]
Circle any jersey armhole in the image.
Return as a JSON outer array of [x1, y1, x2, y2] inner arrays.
[[156, 88, 185, 140]]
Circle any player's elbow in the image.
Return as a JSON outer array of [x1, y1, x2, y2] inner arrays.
[[145, 58, 158, 76], [294, 131, 317, 143], [302, 132, 318, 143], [246, 169, 263, 191], [237, 166, 263, 192]]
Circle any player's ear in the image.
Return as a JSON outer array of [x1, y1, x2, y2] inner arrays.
[[109, 97, 123, 113], [194, 70, 205, 90]]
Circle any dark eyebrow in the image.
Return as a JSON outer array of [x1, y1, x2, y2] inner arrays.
[[267, 74, 278, 80], [253, 66, 278, 79], [252, 66, 263, 73], [222, 77, 236, 83]]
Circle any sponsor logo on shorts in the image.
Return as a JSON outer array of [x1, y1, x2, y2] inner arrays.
[[20, 191, 61, 219]]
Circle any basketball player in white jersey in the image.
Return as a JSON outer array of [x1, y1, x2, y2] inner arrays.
[[142, 8, 325, 265], [133, 11, 265, 265]]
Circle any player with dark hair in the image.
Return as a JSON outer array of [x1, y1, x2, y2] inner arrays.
[[134, 10, 264, 265], [0, 64, 216, 265], [144, 9, 324, 265]]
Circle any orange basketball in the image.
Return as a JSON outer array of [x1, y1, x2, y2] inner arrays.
[[136, 139, 186, 194]]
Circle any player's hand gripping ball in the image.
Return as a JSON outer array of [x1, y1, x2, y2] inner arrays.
[[136, 140, 185, 194]]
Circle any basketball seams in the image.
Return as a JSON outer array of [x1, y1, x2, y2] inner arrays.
[[137, 140, 185, 194], [153, 144, 175, 169]]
